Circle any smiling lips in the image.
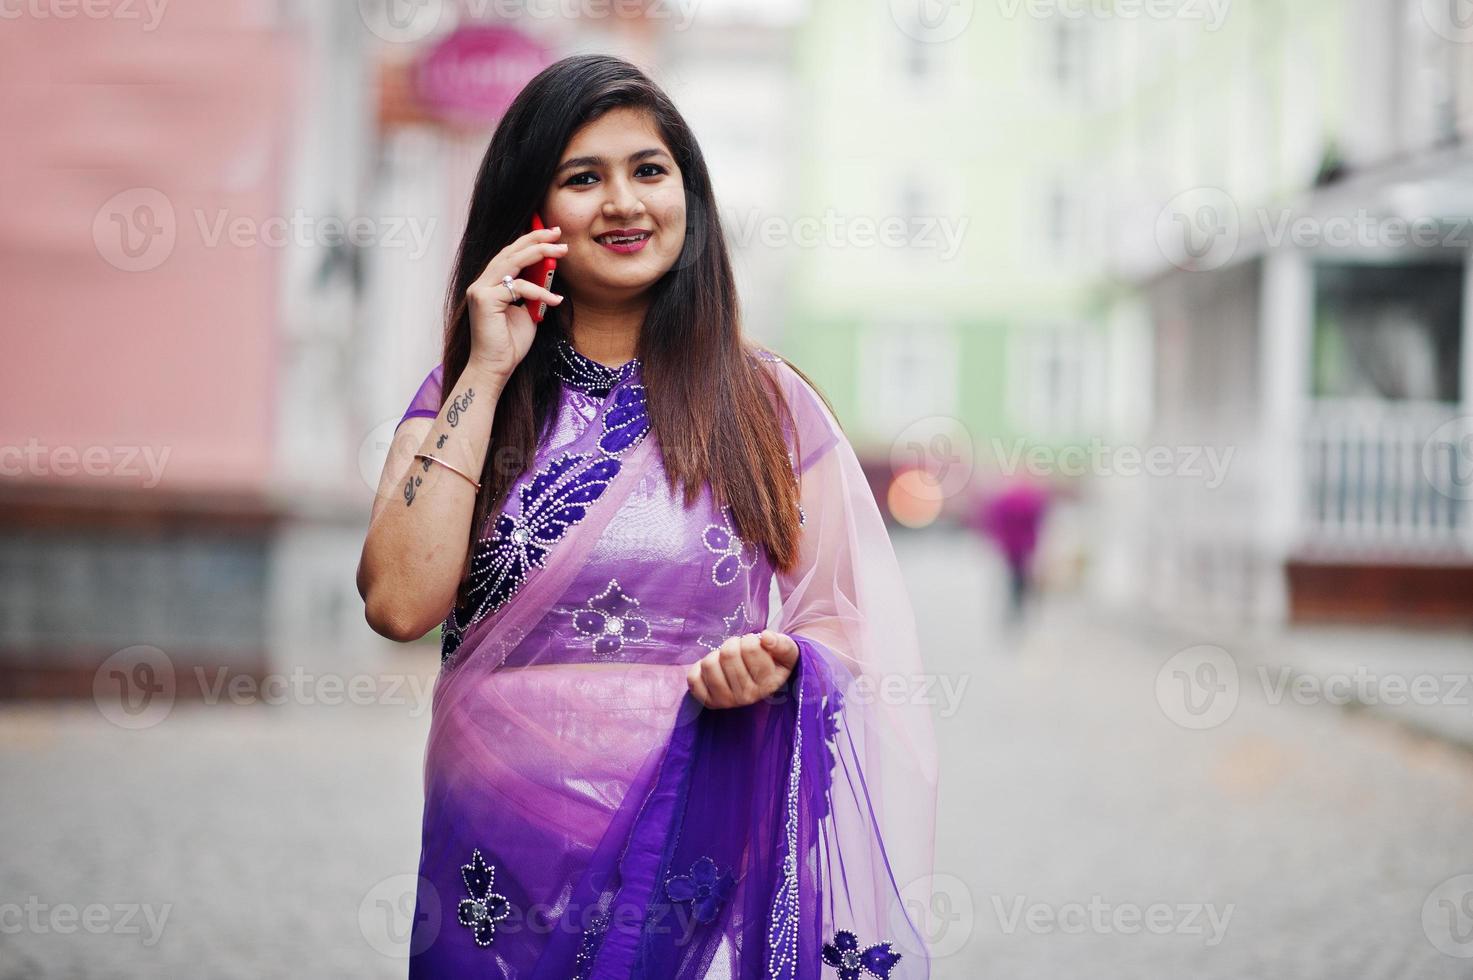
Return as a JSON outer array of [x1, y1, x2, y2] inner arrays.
[[595, 228, 652, 254]]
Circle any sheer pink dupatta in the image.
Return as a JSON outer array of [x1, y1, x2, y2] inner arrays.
[[762, 356, 941, 970]]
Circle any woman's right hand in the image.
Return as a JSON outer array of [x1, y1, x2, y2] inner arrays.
[[465, 225, 567, 385]]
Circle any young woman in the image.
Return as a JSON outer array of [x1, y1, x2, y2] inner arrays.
[[358, 54, 938, 979]]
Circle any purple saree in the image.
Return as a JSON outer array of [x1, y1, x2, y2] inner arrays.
[[394, 338, 939, 978]]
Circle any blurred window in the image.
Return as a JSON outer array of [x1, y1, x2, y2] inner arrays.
[[1312, 260, 1463, 402]]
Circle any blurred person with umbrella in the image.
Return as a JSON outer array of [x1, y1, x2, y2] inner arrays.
[[357, 55, 937, 978], [964, 475, 1051, 623]]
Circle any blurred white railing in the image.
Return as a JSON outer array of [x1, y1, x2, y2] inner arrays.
[[1302, 399, 1470, 555]]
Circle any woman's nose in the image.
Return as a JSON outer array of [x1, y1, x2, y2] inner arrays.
[[601, 180, 646, 219]]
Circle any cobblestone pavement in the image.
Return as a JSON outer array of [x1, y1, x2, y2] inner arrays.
[[3, 531, 1473, 978]]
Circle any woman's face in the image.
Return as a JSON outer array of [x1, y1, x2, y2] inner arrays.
[[540, 107, 687, 304]]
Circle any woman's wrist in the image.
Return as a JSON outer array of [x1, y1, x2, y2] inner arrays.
[[461, 353, 510, 400]]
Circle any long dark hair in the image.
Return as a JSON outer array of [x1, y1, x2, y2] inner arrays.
[[439, 54, 835, 605]]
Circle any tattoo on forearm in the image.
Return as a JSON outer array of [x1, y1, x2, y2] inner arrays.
[[447, 389, 475, 428], [435, 433, 448, 449], [403, 473, 422, 506]]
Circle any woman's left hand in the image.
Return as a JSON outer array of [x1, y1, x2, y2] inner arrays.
[[687, 630, 800, 709]]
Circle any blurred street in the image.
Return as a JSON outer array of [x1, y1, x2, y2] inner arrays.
[[4, 532, 1473, 979]]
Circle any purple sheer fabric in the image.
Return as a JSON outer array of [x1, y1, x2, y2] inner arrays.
[[397, 339, 938, 978]]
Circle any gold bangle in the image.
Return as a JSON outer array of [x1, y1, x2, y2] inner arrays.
[[413, 453, 482, 491]]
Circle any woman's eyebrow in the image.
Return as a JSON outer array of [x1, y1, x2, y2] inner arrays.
[[556, 148, 670, 174]]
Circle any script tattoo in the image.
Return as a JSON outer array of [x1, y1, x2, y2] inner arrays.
[[403, 472, 422, 506], [447, 389, 475, 428], [435, 433, 448, 449]]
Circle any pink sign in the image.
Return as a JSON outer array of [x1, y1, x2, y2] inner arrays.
[[414, 27, 549, 125]]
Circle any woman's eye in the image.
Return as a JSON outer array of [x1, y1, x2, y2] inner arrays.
[[563, 163, 665, 187]]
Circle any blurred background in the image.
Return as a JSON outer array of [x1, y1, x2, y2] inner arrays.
[[3, 0, 1473, 976]]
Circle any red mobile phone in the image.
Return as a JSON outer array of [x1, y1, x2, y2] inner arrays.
[[523, 212, 558, 324]]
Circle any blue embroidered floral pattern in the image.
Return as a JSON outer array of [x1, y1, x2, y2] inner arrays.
[[664, 856, 735, 924], [571, 578, 651, 660], [456, 849, 512, 947], [702, 505, 759, 587], [439, 362, 651, 663], [821, 930, 902, 980]]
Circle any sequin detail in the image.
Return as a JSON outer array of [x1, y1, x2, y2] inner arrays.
[[765, 677, 803, 979], [456, 849, 512, 948], [703, 505, 759, 587], [572, 910, 609, 979], [821, 930, 902, 979], [571, 578, 651, 660], [664, 856, 735, 924], [440, 375, 651, 663], [554, 337, 640, 397]]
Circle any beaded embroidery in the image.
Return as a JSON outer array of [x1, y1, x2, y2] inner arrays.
[[764, 677, 803, 979], [821, 930, 902, 979], [455, 849, 512, 948], [440, 368, 652, 663], [571, 910, 610, 979], [664, 856, 736, 924], [571, 578, 651, 660], [553, 337, 639, 398], [697, 601, 752, 653], [703, 505, 760, 587]]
